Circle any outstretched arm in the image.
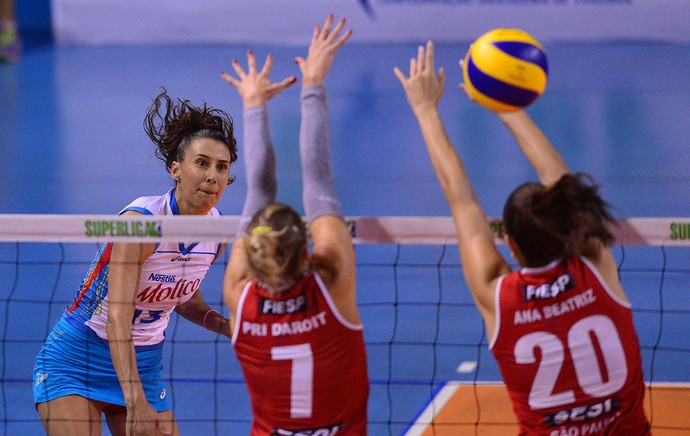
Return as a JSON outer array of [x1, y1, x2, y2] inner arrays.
[[221, 52, 295, 330], [497, 110, 569, 187], [459, 62, 569, 187], [295, 14, 351, 228], [395, 42, 510, 327], [296, 15, 359, 324], [221, 51, 296, 234]]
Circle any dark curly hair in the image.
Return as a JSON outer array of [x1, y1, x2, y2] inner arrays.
[[143, 88, 238, 184], [502, 173, 615, 267]]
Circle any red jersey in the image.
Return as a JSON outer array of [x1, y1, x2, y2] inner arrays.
[[232, 271, 369, 435], [490, 256, 649, 435]]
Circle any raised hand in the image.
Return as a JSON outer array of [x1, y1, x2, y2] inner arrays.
[[394, 40, 446, 116], [295, 14, 352, 88], [221, 51, 296, 108]]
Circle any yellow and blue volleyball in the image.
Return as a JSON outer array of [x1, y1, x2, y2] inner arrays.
[[463, 28, 548, 112]]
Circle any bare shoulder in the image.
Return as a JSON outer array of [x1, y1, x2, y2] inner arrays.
[[583, 238, 629, 303], [110, 210, 155, 259]]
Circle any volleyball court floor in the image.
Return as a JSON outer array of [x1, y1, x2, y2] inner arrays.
[[1, 33, 689, 434]]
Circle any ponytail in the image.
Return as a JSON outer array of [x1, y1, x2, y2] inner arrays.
[[503, 173, 615, 267]]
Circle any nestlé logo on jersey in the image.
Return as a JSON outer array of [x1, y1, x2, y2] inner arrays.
[[138, 278, 200, 303], [148, 273, 176, 283], [259, 294, 307, 315], [523, 273, 575, 301]]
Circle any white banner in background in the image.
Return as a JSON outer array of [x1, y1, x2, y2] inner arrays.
[[51, 0, 690, 45]]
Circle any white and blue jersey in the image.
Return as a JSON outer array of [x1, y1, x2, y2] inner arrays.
[[34, 188, 223, 410], [64, 188, 222, 348]]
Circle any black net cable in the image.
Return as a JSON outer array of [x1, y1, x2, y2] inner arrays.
[[1, 243, 19, 435], [2, 235, 690, 434], [386, 244, 402, 436], [647, 245, 665, 432], [428, 244, 446, 436]]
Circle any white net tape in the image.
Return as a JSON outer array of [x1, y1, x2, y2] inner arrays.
[[0, 214, 688, 246]]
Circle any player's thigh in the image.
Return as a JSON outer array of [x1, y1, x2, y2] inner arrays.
[[37, 394, 103, 436], [103, 404, 127, 436]]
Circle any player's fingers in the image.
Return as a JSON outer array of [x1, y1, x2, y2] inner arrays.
[[260, 53, 273, 76], [328, 17, 346, 43], [247, 50, 257, 73], [409, 58, 417, 76], [311, 24, 320, 43], [320, 13, 334, 40], [157, 417, 172, 436], [393, 66, 408, 85], [425, 40, 434, 74], [219, 71, 239, 88], [416, 44, 425, 72], [332, 29, 352, 51], [272, 76, 298, 93], [459, 82, 474, 101], [230, 59, 246, 78], [438, 67, 446, 89]]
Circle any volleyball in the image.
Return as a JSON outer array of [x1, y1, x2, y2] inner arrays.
[[463, 28, 548, 112]]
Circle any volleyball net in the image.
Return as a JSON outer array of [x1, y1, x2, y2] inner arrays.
[[1, 214, 689, 435]]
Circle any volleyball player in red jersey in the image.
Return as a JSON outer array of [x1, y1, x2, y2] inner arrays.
[[221, 15, 369, 435], [395, 41, 650, 435]]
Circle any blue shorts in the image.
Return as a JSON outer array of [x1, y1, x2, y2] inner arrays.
[[33, 317, 171, 412]]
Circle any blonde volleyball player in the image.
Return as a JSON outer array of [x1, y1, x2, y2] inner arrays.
[[221, 15, 369, 435], [33, 90, 238, 435], [394, 42, 650, 435]]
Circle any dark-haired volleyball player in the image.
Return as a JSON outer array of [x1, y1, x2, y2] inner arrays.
[[394, 41, 650, 435], [222, 15, 369, 435], [34, 90, 240, 435]]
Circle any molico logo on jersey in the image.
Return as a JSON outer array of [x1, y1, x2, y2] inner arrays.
[[84, 220, 162, 238], [137, 278, 201, 303]]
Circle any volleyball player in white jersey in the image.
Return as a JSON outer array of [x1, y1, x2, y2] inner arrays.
[[33, 90, 243, 435], [395, 42, 649, 435]]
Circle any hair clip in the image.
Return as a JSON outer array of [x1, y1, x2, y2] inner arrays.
[[252, 225, 272, 236]]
